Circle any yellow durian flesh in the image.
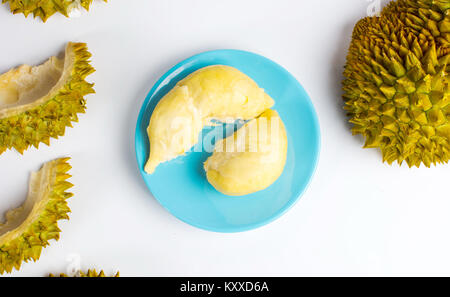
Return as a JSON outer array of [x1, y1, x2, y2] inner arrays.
[[204, 109, 288, 196], [0, 42, 95, 154], [0, 158, 73, 274], [145, 65, 275, 174]]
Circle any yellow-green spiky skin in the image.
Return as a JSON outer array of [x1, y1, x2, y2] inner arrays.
[[0, 43, 95, 155], [49, 269, 120, 277], [1, 0, 107, 22], [343, 0, 450, 167], [0, 158, 73, 274]]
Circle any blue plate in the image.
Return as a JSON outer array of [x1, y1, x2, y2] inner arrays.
[[135, 50, 320, 233]]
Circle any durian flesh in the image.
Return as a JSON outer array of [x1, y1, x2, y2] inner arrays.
[[145, 65, 275, 174], [2, 0, 106, 22], [0, 158, 73, 274], [0, 42, 95, 155], [343, 0, 450, 167], [204, 109, 288, 196]]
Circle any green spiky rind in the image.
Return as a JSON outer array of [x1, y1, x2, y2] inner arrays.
[[49, 269, 120, 277], [0, 43, 95, 155], [1, 0, 107, 22], [343, 0, 450, 167], [0, 158, 73, 274]]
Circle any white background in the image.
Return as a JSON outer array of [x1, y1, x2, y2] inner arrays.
[[1, 0, 449, 277]]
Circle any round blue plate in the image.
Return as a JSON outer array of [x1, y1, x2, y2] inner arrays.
[[135, 50, 320, 233]]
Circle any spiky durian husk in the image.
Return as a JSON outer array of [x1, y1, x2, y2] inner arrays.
[[1, 0, 107, 22], [0, 158, 73, 274], [343, 0, 450, 167], [0, 43, 95, 155], [49, 269, 120, 277]]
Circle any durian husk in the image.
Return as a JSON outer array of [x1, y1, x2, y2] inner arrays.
[[343, 0, 450, 167], [2, 0, 107, 22], [0, 42, 95, 155], [0, 158, 74, 274], [49, 269, 120, 277]]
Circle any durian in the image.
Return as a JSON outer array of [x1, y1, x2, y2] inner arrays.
[[145, 65, 275, 174], [0, 42, 95, 155], [343, 0, 450, 167], [2, 0, 106, 22], [204, 109, 288, 196], [49, 269, 120, 277], [0, 158, 73, 274]]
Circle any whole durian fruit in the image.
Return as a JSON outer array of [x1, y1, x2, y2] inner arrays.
[[49, 269, 120, 277], [0, 42, 95, 155], [2, 0, 106, 22], [343, 0, 450, 167], [0, 158, 73, 274]]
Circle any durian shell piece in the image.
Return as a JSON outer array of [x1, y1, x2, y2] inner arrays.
[[1, 0, 107, 22], [49, 269, 120, 277], [0, 158, 74, 274], [0, 42, 95, 155], [343, 0, 450, 167]]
